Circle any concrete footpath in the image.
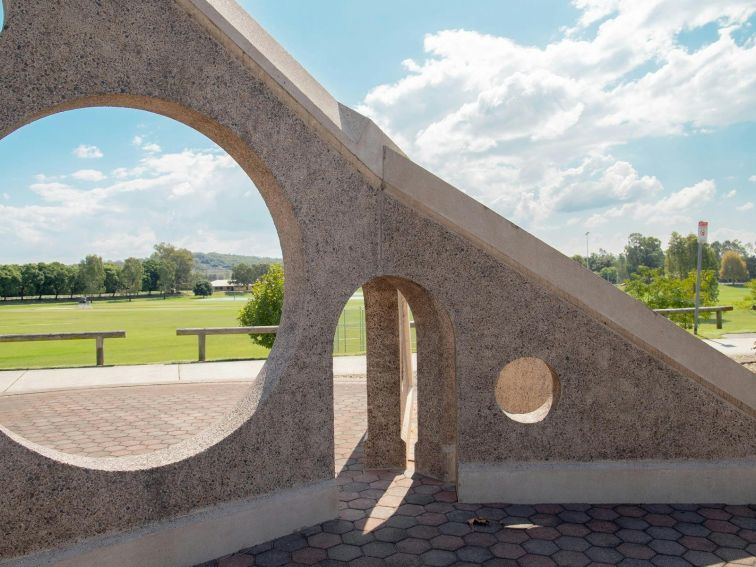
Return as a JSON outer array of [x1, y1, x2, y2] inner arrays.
[[0, 355, 375, 395], [703, 333, 756, 357]]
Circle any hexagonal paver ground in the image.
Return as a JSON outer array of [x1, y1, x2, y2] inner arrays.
[[205, 381, 756, 566], [1, 378, 753, 566]]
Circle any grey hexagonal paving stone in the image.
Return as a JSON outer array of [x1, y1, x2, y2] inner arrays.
[[649, 539, 686, 555], [491, 542, 526, 559], [617, 528, 653, 544], [255, 549, 290, 567], [586, 545, 624, 564], [396, 537, 432, 554], [586, 532, 622, 547], [327, 543, 362, 561], [552, 549, 590, 567], [362, 541, 397, 558], [374, 527, 408, 543], [420, 549, 458, 566], [651, 555, 694, 567], [556, 535, 591, 551], [684, 549, 726, 566], [617, 542, 655, 560], [456, 545, 495, 563], [385, 552, 423, 566], [647, 526, 682, 541], [523, 539, 559, 556]]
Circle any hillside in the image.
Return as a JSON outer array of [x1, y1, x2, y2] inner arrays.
[[192, 252, 282, 279]]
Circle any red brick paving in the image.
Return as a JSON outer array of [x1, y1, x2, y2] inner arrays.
[[0, 380, 754, 565], [0, 382, 249, 457]]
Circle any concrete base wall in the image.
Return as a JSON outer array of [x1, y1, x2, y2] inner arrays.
[[5, 480, 337, 567], [458, 460, 756, 504]]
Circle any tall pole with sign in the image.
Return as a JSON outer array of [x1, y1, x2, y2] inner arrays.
[[694, 221, 708, 335]]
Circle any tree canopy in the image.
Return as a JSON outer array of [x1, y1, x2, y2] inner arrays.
[[237, 264, 284, 349]]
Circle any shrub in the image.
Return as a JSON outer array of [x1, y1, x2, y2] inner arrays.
[[625, 267, 718, 328], [192, 280, 213, 297], [237, 264, 283, 348]]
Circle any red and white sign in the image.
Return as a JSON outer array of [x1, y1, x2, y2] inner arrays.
[[697, 221, 708, 243]]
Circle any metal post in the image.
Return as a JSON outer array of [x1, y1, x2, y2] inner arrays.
[[693, 221, 709, 335], [585, 231, 590, 268], [95, 336, 104, 366], [198, 334, 206, 362], [694, 239, 703, 335]]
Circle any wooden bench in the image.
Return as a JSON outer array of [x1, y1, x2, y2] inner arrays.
[[653, 306, 734, 329], [0, 331, 126, 366], [176, 326, 278, 362]]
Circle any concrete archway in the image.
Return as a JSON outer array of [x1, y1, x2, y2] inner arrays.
[[362, 276, 457, 482]]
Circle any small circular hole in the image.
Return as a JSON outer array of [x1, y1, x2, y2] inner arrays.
[[495, 357, 559, 423]]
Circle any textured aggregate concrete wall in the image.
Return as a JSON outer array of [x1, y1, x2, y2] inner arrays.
[[0, 0, 754, 561]]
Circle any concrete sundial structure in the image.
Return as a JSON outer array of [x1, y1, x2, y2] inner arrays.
[[0, 1, 754, 565]]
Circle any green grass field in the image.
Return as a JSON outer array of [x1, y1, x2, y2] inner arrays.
[[695, 284, 756, 339], [0, 294, 372, 370]]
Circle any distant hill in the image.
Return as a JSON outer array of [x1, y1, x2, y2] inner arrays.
[[193, 252, 282, 279]]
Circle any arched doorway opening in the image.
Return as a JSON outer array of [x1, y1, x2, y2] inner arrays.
[[361, 276, 457, 482]]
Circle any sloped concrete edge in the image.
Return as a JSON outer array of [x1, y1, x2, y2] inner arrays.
[[381, 147, 756, 417], [458, 460, 756, 504], [3, 480, 337, 567], [180, 0, 402, 182]]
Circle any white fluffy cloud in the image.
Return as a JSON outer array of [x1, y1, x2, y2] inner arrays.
[[358, 0, 756, 227], [1, 147, 280, 262], [737, 202, 754, 211], [72, 144, 103, 159], [71, 169, 106, 182], [585, 179, 717, 227]]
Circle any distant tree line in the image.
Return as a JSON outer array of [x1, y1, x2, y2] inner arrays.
[[0, 243, 200, 301], [571, 233, 756, 328], [572, 233, 755, 285]]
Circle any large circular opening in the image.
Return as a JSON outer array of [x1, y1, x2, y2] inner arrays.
[[0, 107, 286, 460]]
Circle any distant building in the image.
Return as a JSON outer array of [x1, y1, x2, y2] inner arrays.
[[211, 279, 245, 292]]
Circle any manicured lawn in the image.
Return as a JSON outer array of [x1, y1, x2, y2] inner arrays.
[[695, 284, 755, 339], [0, 294, 372, 369]]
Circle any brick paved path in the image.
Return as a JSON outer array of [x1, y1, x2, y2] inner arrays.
[[0, 382, 249, 457], [0, 381, 754, 565]]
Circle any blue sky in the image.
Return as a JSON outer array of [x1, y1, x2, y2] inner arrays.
[[0, 1, 754, 263]]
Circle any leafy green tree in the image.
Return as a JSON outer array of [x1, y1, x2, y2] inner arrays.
[[624, 233, 664, 276], [67, 265, 84, 299], [0, 265, 22, 299], [192, 280, 213, 297], [45, 262, 72, 299], [157, 259, 177, 298], [665, 232, 717, 279], [237, 264, 284, 348], [104, 264, 122, 297], [711, 239, 749, 262], [625, 267, 718, 328], [719, 250, 749, 282], [599, 266, 618, 283], [120, 258, 144, 301], [20, 263, 44, 300], [78, 255, 106, 298], [152, 243, 194, 290], [142, 258, 161, 295], [231, 263, 270, 290]]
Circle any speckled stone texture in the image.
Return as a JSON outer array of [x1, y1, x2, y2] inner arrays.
[[0, 0, 754, 562]]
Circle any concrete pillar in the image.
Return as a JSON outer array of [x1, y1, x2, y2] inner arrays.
[[363, 279, 406, 470]]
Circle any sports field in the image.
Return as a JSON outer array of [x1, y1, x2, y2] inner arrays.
[[695, 284, 756, 338], [0, 294, 370, 370]]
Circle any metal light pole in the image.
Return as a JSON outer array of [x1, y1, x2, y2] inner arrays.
[[585, 232, 590, 269], [694, 221, 708, 335]]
